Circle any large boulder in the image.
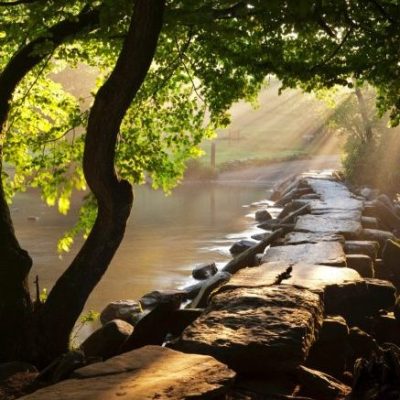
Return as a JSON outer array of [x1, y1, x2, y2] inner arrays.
[[21, 346, 235, 400], [173, 285, 323, 374], [361, 229, 395, 251], [382, 239, 400, 285], [80, 319, 133, 359], [100, 300, 142, 325], [139, 289, 186, 310], [347, 327, 379, 370], [372, 312, 400, 346]]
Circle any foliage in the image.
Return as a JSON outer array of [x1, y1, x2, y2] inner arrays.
[[328, 86, 400, 194]]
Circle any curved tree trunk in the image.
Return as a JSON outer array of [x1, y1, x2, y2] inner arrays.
[[39, 0, 165, 363], [0, 6, 100, 362]]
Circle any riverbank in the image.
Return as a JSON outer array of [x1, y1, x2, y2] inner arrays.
[[12, 169, 400, 399]]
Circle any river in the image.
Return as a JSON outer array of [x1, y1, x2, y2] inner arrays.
[[12, 181, 274, 312]]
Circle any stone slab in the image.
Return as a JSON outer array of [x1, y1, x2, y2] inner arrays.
[[262, 242, 347, 266], [174, 285, 323, 374], [285, 232, 345, 245], [295, 214, 362, 239], [221, 262, 362, 292], [21, 346, 235, 400]]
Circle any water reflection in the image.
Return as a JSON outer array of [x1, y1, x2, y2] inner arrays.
[[12, 182, 270, 312]]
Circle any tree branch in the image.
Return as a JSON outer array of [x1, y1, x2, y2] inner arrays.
[[0, 0, 42, 6]]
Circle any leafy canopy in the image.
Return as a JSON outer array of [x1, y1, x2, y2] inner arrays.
[[1, 0, 399, 250]]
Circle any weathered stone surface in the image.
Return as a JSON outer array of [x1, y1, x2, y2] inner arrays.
[[100, 300, 142, 325], [344, 240, 379, 261], [262, 242, 347, 267], [324, 279, 396, 325], [284, 231, 345, 245], [192, 262, 218, 280], [295, 214, 362, 239], [360, 229, 394, 249], [374, 258, 394, 281], [306, 316, 349, 378], [255, 209, 272, 222], [174, 285, 323, 374], [21, 346, 235, 400], [80, 319, 133, 359], [230, 239, 258, 256], [297, 366, 351, 400], [222, 262, 361, 292], [346, 254, 374, 278]]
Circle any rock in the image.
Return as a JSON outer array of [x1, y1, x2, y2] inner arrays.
[[373, 199, 400, 231], [222, 229, 284, 274], [21, 346, 235, 400], [372, 312, 400, 346], [168, 308, 204, 337], [276, 187, 314, 207], [377, 193, 395, 210], [192, 262, 218, 280], [0, 362, 37, 382], [344, 240, 379, 261], [139, 289, 186, 310], [295, 214, 362, 240], [347, 327, 379, 370], [306, 316, 349, 378], [262, 242, 347, 267], [374, 258, 394, 281], [190, 271, 231, 308], [297, 365, 351, 400], [346, 254, 374, 278], [361, 229, 394, 250], [255, 209, 272, 222], [122, 295, 182, 352], [230, 239, 258, 256], [360, 187, 378, 201], [100, 300, 142, 325], [38, 351, 87, 383], [382, 239, 400, 286], [324, 279, 396, 326], [223, 262, 361, 292], [284, 232, 345, 245], [173, 285, 323, 374], [361, 216, 378, 229], [352, 343, 400, 399], [251, 232, 270, 241], [80, 319, 133, 359]]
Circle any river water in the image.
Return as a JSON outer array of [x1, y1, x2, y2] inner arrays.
[[12, 182, 275, 314]]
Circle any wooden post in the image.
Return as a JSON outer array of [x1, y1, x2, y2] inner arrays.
[[211, 142, 216, 169]]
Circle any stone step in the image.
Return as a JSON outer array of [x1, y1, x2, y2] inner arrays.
[[173, 285, 323, 374], [262, 242, 346, 266], [20, 346, 235, 400]]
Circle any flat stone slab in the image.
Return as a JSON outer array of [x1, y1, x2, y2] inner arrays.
[[221, 262, 362, 292], [262, 242, 346, 266], [295, 214, 362, 239], [285, 232, 345, 245], [174, 285, 323, 374], [21, 346, 235, 400]]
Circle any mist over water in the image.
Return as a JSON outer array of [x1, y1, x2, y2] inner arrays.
[[12, 182, 270, 312]]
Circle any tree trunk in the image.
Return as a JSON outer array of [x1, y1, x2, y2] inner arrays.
[[38, 0, 165, 363], [354, 85, 373, 142], [0, 6, 101, 363]]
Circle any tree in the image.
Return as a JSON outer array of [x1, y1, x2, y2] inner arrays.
[[0, 0, 399, 365]]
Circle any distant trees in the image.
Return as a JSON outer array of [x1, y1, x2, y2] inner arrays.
[[0, 0, 399, 364]]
